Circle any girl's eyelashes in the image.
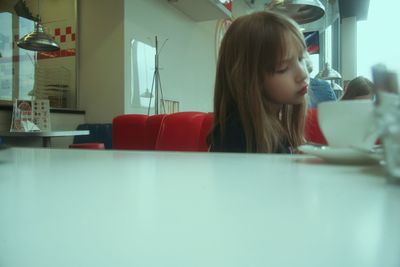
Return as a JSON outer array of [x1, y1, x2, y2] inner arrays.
[[275, 53, 304, 73], [276, 66, 288, 73]]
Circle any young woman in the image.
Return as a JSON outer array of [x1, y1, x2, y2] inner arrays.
[[341, 76, 375, 100], [208, 11, 309, 153]]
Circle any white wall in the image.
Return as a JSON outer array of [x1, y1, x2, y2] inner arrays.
[[79, 0, 218, 119], [77, 0, 255, 119], [341, 17, 357, 82], [39, 0, 77, 109], [77, 0, 254, 119], [123, 0, 216, 114], [0, 110, 12, 132], [78, 0, 125, 122]]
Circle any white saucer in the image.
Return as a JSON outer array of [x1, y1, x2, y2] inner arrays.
[[298, 144, 383, 164]]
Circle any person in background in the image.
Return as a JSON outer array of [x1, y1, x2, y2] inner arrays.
[[341, 76, 374, 100], [302, 53, 335, 145], [304, 53, 337, 108], [303, 75, 375, 146], [208, 11, 309, 153]]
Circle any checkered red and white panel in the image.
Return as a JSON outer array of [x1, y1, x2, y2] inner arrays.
[[52, 26, 76, 44]]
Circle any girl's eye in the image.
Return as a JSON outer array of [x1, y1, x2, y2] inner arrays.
[[276, 66, 288, 73]]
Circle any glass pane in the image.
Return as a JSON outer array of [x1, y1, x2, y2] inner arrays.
[[131, 39, 156, 109], [309, 53, 319, 78], [0, 12, 13, 101], [0, 0, 77, 109], [325, 25, 332, 65], [18, 17, 35, 100]]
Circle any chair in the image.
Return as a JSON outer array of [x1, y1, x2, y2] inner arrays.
[[155, 112, 206, 152], [304, 108, 327, 145], [72, 123, 112, 149]]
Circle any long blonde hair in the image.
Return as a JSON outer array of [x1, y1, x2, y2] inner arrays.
[[209, 11, 307, 153]]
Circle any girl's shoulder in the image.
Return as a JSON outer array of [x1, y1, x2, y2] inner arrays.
[[210, 112, 247, 153]]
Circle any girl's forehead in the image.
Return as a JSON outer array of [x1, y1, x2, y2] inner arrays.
[[281, 34, 304, 59]]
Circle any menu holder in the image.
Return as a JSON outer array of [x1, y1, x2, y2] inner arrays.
[[10, 99, 51, 132]]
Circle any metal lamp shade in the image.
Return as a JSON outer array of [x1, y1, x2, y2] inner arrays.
[[268, 0, 325, 24], [17, 22, 60, 52], [331, 81, 343, 98], [140, 88, 153, 98], [331, 82, 343, 91], [315, 62, 342, 80]]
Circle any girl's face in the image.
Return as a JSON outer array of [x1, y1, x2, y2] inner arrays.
[[263, 40, 309, 105]]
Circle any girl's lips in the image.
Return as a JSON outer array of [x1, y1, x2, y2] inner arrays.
[[298, 86, 308, 95]]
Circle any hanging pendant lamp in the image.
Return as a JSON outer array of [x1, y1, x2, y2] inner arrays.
[[17, 16, 60, 52], [267, 0, 325, 24], [315, 62, 342, 80], [140, 88, 153, 98], [315, 62, 343, 98]]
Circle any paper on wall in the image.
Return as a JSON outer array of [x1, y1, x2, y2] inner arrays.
[[10, 99, 51, 132]]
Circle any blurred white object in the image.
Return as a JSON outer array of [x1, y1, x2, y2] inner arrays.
[[371, 64, 400, 180], [317, 100, 377, 149]]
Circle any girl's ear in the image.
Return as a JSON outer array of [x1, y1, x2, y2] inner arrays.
[[303, 52, 313, 74]]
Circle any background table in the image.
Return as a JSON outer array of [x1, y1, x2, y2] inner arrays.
[[0, 148, 399, 267], [0, 130, 89, 147]]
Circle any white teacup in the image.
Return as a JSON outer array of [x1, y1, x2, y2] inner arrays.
[[317, 100, 378, 149]]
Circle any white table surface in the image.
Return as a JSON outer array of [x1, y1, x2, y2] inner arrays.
[[0, 147, 399, 267], [0, 130, 89, 137], [0, 130, 89, 147]]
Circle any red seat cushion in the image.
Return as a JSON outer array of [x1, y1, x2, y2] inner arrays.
[[304, 108, 328, 145], [145, 114, 167, 149], [69, 143, 105, 149], [155, 112, 206, 152], [112, 114, 148, 150]]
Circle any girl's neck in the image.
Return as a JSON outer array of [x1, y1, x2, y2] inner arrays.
[[270, 103, 283, 117]]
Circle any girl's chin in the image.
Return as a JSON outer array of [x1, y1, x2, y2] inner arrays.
[[270, 95, 305, 106], [286, 96, 306, 105]]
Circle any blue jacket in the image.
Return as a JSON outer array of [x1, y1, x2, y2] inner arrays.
[[308, 78, 337, 108]]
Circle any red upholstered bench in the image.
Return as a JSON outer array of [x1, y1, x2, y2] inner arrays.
[[112, 112, 214, 152], [145, 114, 167, 149], [112, 114, 166, 150], [155, 112, 207, 152], [304, 108, 328, 145]]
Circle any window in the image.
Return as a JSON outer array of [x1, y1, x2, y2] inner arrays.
[[0, 0, 77, 109], [357, 0, 400, 79], [0, 12, 13, 101], [304, 31, 320, 77], [130, 39, 156, 109], [0, 14, 35, 102], [324, 24, 332, 66], [18, 17, 36, 101]]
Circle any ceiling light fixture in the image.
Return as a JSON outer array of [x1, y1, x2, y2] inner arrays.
[[266, 0, 325, 24], [16, 0, 60, 52]]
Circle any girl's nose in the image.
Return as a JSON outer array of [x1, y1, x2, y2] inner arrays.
[[296, 60, 309, 83]]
